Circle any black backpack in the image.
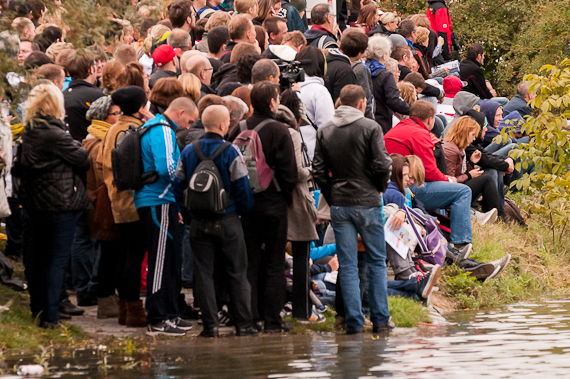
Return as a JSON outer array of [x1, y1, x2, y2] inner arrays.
[[184, 141, 231, 217], [111, 118, 174, 191]]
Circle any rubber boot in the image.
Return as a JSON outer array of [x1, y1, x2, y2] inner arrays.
[[126, 300, 147, 327], [97, 295, 119, 319], [118, 299, 127, 325]]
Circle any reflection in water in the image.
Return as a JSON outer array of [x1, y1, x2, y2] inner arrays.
[[5, 301, 570, 378]]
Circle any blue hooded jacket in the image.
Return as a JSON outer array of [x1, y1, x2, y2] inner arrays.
[[498, 110, 524, 134], [134, 114, 180, 209], [480, 99, 506, 146]]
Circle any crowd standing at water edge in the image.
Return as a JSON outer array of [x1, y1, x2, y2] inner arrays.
[[0, 0, 532, 336]]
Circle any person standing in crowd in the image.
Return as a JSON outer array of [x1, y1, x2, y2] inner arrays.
[[134, 97, 198, 336], [18, 82, 91, 329], [426, 0, 455, 61], [219, 15, 258, 64], [98, 86, 154, 327], [227, 81, 297, 333], [312, 85, 393, 335], [367, 35, 410, 134], [263, 17, 288, 45], [175, 105, 257, 337], [304, 4, 338, 49], [168, 0, 196, 34], [278, 0, 305, 33], [150, 45, 181, 89], [324, 32, 357, 104]]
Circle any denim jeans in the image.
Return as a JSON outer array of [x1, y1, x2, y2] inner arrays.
[[411, 181, 473, 244], [330, 206, 390, 332], [387, 280, 422, 301], [70, 211, 96, 297], [485, 140, 514, 155], [25, 211, 78, 322]]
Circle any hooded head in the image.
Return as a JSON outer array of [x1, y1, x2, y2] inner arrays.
[[480, 99, 501, 128], [452, 91, 480, 116], [466, 109, 487, 142], [443, 76, 464, 99]]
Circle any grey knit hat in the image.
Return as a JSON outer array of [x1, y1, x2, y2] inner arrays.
[[86, 96, 114, 121]]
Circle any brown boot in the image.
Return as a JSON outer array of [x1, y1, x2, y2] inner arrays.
[[97, 295, 119, 319], [126, 300, 147, 327], [119, 299, 127, 325]]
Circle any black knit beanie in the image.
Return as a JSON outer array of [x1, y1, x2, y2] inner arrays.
[[111, 86, 147, 116]]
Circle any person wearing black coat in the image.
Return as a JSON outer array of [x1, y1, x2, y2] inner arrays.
[[460, 45, 494, 100], [18, 83, 91, 329], [324, 48, 357, 104]]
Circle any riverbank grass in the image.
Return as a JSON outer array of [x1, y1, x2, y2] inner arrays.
[[0, 282, 86, 350]]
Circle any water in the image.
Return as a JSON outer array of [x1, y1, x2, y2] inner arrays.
[[5, 300, 570, 378]]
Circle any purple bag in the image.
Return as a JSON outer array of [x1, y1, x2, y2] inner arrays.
[[403, 206, 446, 266]]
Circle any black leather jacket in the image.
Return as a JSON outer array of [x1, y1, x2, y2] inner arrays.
[[18, 115, 91, 212], [312, 107, 392, 207]]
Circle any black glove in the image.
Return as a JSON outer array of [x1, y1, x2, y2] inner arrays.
[[451, 32, 461, 53]]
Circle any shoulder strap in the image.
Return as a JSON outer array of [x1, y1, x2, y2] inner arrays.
[[317, 35, 328, 50], [209, 141, 231, 160], [192, 141, 207, 161], [253, 119, 274, 133], [238, 120, 247, 133], [403, 205, 428, 252], [160, 113, 177, 131]]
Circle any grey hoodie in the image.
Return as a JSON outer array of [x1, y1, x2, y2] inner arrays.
[[442, 91, 480, 137], [331, 105, 365, 127]]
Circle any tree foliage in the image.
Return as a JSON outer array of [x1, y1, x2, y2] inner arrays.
[[497, 60, 570, 241]]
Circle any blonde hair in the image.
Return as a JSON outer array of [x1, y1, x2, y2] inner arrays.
[[397, 81, 417, 105], [178, 73, 201, 102], [380, 12, 400, 26], [24, 82, 65, 123], [410, 14, 431, 28], [144, 24, 172, 53], [406, 155, 425, 187], [205, 11, 232, 31], [444, 116, 481, 149], [234, 0, 256, 15], [416, 27, 430, 46], [46, 41, 73, 61]]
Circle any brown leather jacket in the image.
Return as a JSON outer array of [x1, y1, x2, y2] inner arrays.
[[97, 115, 144, 224], [442, 140, 473, 184]]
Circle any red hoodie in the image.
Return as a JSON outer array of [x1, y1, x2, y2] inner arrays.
[[384, 117, 448, 182]]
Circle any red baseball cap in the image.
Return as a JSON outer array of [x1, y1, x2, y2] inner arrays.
[[152, 44, 181, 67]]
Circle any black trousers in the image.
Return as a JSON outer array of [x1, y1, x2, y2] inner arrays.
[[138, 204, 181, 325], [242, 203, 288, 329], [190, 212, 253, 330], [465, 173, 503, 214], [97, 240, 122, 298], [118, 221, 147, 302], [291, 241, 310, 319], [5, 197, 26, 259]]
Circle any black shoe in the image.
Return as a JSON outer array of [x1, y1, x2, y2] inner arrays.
[[77, 293, 98, 307], [462, 262, 496, 280], [264, 321, 293, 333], [418, 264, 441, 299], [346, 327, 363, 335], [60, 298, 85, 316], [236, 326, 259, 337], [179, 302, 200, 320], [181, 280, 193, 289], [373, 320, 395, 334], [218, 309, 234, 327], [172, 317, 193, 331], [199, 327, 219, 338], [59, 312, 72, 320], [146, 320, 187, 336], [40, 320, 61, 329]]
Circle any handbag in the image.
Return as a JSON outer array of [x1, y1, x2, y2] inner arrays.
[[404, 206, 446, 266]]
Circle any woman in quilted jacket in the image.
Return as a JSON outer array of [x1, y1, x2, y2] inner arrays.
[[18, 82, 91, 329]]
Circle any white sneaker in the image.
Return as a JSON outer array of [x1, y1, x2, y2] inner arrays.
[[474, 208, 498, 225], [488, 253, 511, 279]]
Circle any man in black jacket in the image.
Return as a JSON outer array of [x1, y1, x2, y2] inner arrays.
[[313, 85, 393, 335], [460, 43, 503, 102], [227, 81, 297, 333], [63, 49, 104, 141], [324, 32, 357, 103]]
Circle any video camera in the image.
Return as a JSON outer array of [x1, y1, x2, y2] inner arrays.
[[272, 59, 306, 92]]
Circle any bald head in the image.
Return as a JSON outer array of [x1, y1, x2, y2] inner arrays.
[[186, 55, 213, 85], [165, 97, 199, 130], [180, 50, 204, 73], [202, 105, 230, 136]]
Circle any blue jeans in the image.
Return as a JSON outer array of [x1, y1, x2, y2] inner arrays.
[[485, 140, 514, 155], [26, 211, 78, 322], [70, 211, 96, 297], [330, 206, 390, 331], [411, 182, 472, 244], [388, 280, 421, 301]]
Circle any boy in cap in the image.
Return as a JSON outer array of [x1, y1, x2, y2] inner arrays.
[[149, 44, 181, 89]]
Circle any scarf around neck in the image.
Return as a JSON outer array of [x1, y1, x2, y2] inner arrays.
[[87, 119, 112, 140], [365, 59, 385, 76]]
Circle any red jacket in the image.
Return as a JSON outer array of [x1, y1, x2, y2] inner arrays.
[[426, 0, 453, 60], [384, 117, 448, 182]]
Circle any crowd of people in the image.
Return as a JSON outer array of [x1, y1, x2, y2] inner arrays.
[[0, 0, 532, 336]]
